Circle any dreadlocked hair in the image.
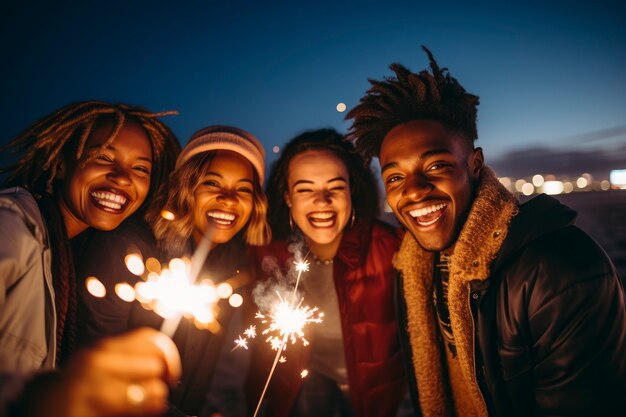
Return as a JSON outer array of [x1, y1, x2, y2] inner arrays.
[[1, 100, 181, 216], [346, 46, 479, 161]]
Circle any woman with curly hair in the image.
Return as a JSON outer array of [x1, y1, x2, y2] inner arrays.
[[247, 128, 406, 417], [0, 100, 182, 417]]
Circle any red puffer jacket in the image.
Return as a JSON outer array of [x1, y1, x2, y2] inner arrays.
[[247, 220, 406, 417]]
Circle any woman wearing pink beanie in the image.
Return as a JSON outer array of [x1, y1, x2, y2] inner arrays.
[[76, 125, 271, 416]]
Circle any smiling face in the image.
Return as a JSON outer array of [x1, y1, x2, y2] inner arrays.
[[59, 120, 153, 238], [191, 150, 255, 248], [379, 120, 483, 253], [285, 149, 352, 259]]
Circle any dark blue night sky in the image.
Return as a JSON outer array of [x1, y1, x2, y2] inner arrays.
[[2, 0, 625, 171]]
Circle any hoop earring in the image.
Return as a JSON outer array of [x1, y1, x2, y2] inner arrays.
[[290, 213, 296, 232], [349, 208, 355, 229]]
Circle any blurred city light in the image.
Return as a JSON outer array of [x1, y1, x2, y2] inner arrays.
[[542, 181, 564, 195], [610, 169, 626, 189]]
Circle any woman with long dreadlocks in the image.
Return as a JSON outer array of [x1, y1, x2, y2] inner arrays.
[[0, 100, 183, 417]]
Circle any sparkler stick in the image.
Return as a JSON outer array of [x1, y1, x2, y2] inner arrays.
[[253, 334, 289, 417]]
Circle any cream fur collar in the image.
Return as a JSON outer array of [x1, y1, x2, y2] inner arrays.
[[393, 167, 518, 417]]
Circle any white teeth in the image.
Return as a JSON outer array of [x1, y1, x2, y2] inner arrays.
[[91, 191, 127, 206], [309, 212, 334, 220], [409, 203, 447, 218], [207, 211, 236, 221]]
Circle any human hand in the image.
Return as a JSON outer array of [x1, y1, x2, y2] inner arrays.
[[25, 328, 181, 417]]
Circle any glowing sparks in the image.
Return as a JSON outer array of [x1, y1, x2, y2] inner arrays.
[[234, 336, 249, 350], [229, 293, 243, 307], [244, 325, 257, 338], [86, 277, 106, 298], [124, 254, 145, 276], [114, 282, 135, 302], [89, 256, 242, 334], [294, 259, 310, 273], [279, 356, 286, 363], [301, 369, 309, 378], [259, 297, 322, 348]]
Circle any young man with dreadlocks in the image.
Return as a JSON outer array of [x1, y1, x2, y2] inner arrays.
[[0, 100, 183, 417], [346, 47, 626, 416]]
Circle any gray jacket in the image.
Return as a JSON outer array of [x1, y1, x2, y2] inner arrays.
[[0, 187, 56, 414]]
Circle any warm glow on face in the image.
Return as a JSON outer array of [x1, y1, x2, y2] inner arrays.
[[86, 277, 106, 298], [125, 254, 145, 276], [115, 282, 135, 302]]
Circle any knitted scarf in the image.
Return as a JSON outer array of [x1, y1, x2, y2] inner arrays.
[[393, 167, 518, 417]]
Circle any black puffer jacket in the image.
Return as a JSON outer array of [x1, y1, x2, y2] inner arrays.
[[399, 194, 626, 416]]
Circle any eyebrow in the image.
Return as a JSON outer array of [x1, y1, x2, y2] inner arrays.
[[88, 144, 152, 164], [381, 148, 452, 174], [292, 177, 348, 187], [204, 171, 254, 184]]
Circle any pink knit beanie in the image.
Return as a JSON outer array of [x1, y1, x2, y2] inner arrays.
[[176, 125, 265, 182]]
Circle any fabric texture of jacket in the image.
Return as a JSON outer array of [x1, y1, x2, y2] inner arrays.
[[248, 220, 407, 417], [0, 187, 56, 416], [394, 167, 626, 417]]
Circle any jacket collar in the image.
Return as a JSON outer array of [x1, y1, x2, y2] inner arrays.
[[335, 220, 372, 269], [393, 166, 518, 417]]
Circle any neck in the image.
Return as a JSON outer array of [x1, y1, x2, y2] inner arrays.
[[57, 199, 87, 239], [306, 233, 343, 262]]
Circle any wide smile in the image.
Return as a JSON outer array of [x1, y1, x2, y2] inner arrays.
[[206, 209, 239, 227], [89, 188, 131, 213], [407, 202, 448, 227], [306, 211, 337, 228]]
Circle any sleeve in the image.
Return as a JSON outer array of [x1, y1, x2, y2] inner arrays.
[[0, 208, 46, 416], [520, 229, 626, 415], [75, 224, 162, 349]]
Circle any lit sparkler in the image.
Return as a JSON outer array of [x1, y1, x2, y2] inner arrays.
[[233, 252, 323, 417], [86, 224, 244, 338]]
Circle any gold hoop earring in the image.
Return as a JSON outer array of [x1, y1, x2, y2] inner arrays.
[[350, 208, 355, 229], [290, 213, 296, 232]]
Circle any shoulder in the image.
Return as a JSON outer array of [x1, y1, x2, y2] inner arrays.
[[368, 220, 403, 253], [499, 225, 619, 313]]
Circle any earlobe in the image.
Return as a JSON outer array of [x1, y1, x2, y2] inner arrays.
[[284, 192, 292, 208], [471, 147, 484, 178]]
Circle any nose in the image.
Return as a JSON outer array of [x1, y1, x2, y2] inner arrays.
[[402, 173, 433, 200], [106, 164, 132, 187], [313, 189, 332, 206], [216, 189, 238, 207]]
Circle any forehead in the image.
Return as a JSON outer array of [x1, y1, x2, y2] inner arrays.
[[204, 150, 254, 178], [380, 120, 469, 164], [287, 150, 348, 183], [87, 120, 152, 156]]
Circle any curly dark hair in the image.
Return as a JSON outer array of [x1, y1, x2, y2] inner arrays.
[[346, 46, 479, 161], [267, 128, 379, 240]]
